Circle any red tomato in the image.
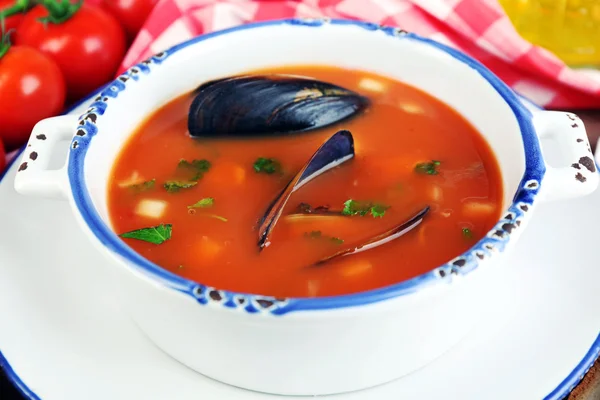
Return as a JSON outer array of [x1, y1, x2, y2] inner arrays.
[[0, 0, 30, 32], [102, 0, 158, 43], [0, 45, 66, 151], [16, 3, 126, 102], [0, 136, 6, 174]]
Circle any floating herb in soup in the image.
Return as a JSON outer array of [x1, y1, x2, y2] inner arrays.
[[108, 65, 502, 298]]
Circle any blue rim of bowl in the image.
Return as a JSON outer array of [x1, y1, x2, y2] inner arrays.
[[0, 36, 597, 400], [66, 18, 544, 315]]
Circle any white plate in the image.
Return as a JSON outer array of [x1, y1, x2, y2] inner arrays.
[[0, 97, 598, 400]]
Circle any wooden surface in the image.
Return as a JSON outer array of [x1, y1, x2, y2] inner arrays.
[[0, 112, 599, 399]]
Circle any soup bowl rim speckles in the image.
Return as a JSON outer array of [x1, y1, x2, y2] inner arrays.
[[15, 18, 599, 316]]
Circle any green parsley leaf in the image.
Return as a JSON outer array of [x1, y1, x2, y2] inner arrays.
[[330, 237, 344, 245], [303, 231, 344, 245], [119, 224, 172, 245], [129, 179, 156, 193], [342, 199, 389, 218], [462, 227, 473, 239], [370, 204, 390, 218], [164, 181, 197, 193], [342, 199, 370, 216], [188, 197, 214, 209], [415, 160, 441, 175], [304, 230, 323, 239], [178, 159, 211, 181], [253, 157, 282, 174]]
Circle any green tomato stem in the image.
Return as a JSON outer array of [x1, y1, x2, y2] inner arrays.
[[0, 0, 30, 19], [0, 28, 12, 60], [36, 0, 82, 24]]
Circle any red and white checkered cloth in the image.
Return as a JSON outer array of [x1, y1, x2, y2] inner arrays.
[[112, 0, 600, 110]]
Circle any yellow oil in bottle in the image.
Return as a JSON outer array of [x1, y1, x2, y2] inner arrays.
[[499, 0, 600, 68]]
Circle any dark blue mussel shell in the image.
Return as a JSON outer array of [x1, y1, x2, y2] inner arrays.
[[257, 130, 355, 250], [188, 75, 370, 137]]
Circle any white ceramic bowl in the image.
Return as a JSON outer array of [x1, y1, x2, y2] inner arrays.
[[13, 19, 599, 396]]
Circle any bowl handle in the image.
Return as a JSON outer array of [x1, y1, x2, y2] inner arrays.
[[13, 115, 78, 200], [534, 111, 599, 201]]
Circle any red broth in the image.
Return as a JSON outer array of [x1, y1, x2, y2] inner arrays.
[[107, 66, 503, 298]]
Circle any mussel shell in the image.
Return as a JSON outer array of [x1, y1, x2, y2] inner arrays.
[[188, 75, 370, 137], [313, 205, 430, 266], [257, 130, 355, 250]]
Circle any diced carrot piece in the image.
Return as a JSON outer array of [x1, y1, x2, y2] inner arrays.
[[198, 236, 223, 260], [204, 161, 246, 186], [462, 201, 496, 218], [135, 199, 167, 219], [339, 259, 372, 277]]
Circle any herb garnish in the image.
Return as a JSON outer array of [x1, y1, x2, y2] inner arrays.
[[415, 160, 441, 175], [304, 230, 344, 245], [129, 179, 156, 193], [119, 224, 172, 245], [164, 181, 197, 193], [188, 197, 214, 209], [178, 159, 211, 181], [253, 157, 282, 174], [330, 237, 345, 245], [342, 199, 390, 218], [462, 227, 473, 239], [205, 214, 228, 222]]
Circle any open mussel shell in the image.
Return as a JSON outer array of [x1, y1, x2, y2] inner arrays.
[[188, 75, 370, 137], [257, 130, 355, 250], [313, 206, 430, 266]]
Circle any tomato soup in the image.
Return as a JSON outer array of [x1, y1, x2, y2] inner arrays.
[[107, 66, 503, 298]]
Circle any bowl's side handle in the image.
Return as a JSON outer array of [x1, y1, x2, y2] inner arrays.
[[534, 111, 599, 201], [13, 115, 78, 200]]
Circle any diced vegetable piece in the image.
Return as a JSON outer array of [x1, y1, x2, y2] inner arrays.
[[307, 280, 320, 297], [198, 236, 223, 260], [117, 170, 142, 188], [135, 199, 167, 219], [429, 184, 443, 202], [462, 200, 496, 218], [340, 259, 372, 277], [204, 161, 246, 186], [440, 209, 452, 218], [399, 102, 425, 115], [358, 77, 386, 93]]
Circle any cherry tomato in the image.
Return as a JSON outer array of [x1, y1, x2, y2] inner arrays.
[[102, 0, 158, 43], [0, 0, 30, 32], [16, 2, 126, 102], [0, 45, 66, 151]]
